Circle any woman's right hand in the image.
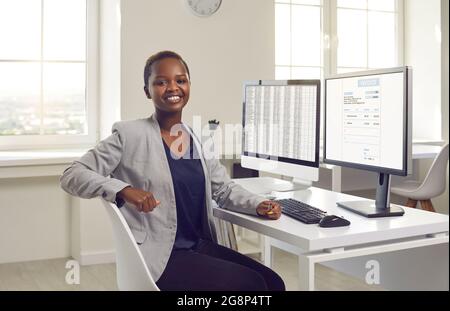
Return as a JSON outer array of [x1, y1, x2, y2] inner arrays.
[[117, 186, 160, 213]]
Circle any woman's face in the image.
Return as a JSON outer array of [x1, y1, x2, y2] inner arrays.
[[147, 57, 190, 114]]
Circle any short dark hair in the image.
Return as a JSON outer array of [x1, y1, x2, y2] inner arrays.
[[143, 51, 190, 89]]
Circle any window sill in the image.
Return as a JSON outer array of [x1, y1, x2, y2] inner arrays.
[[0, 149, 87, 179]]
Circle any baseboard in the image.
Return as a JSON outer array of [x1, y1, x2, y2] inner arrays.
[[79, 250, 116, 265]]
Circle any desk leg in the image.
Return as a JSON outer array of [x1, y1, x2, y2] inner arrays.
[[263, 237, 315, 290], [298, 254, 315, 291], [259, 235, 265, 262], [263, 237, 274, 268]]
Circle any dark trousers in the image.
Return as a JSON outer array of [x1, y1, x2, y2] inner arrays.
[[156, 239, 286, 291]]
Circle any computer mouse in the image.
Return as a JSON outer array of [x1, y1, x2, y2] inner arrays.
[[319, 215, 350, 228]]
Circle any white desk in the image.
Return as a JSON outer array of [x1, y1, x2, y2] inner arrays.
[[319, 143, 441, 162], [411, 144, 443, 159], [213, 177, 449, 290], [321, 144, 443, 192]]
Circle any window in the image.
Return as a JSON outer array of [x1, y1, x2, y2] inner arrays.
[[275, 0, 402, 142], [275, 0, 323, 80], [275, 0, 403, 78], [336, 0, 401, 73], [0, 0, 98, 150]]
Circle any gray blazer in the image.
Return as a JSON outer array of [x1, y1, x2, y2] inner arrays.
[[60, 113, 265, 281]]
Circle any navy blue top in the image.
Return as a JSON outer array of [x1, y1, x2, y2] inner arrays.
[[163, 135, 205, 250]]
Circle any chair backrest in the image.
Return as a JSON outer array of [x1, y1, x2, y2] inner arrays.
[[102, 200, 159, 291], [420, 144, 449, 198]]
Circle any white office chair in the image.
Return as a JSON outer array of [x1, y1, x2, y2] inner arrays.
[[391, 144, 449, 212], [102, 200, 159, 291]]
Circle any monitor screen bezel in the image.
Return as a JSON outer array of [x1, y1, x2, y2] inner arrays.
[[241, 79, 321, 169], [323, 67, 411, 176]]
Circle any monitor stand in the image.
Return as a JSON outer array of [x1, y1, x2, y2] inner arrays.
[[240, 177, 312, 197], [337, 173, 405, 218], [270, 177, 312, 192]]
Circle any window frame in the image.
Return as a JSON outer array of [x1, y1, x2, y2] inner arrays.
[[0, 0, 98, 151], [274, 0, 404, 144], [327, 0, 404, 74], [275, 0, 324, 80], [275, 0, 404, 78]]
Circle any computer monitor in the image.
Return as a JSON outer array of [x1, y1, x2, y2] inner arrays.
[[241, 80, 321, 191], [324, 67, 412, 218]]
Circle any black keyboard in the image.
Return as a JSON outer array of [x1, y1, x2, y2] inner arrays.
[[276, 198, 327, 224]]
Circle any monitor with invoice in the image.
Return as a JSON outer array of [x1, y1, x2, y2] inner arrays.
[[324, 67, 412, 218], [241, 80, 321, 191]]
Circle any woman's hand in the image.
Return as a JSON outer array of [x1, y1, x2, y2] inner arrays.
[[256, 201, 282, 220], [117, 186, 160, 213]]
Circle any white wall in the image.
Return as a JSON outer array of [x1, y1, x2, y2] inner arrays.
[[405, 0, 442, 141], [0, 0, 275, 264], [442, 0, 449, 143], [1, 0, 447, 266], [120, 0, 275, 127], [434, 0, 449, 215], [99, 0, 121, 139], [0, 175, 116, 265], [404, 0, 448, 214], [0, 177, 71, 264]]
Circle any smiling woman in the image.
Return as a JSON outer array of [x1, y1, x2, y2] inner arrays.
[[144, 54, 191, 116], [60, 50, 286, 291]]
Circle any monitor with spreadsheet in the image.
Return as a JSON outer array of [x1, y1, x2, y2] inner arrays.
[[241, 80, 320, 189], [324, 67, 412, 217]]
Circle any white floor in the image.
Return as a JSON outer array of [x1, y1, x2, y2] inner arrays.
[[0, 189, 395, 291], [1, 187, 444, 291], [236, 231, 384, 291], [0, 234, 384, 291]]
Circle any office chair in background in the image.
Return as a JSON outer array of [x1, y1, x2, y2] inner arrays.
[[102, 200, 159, 291], [391, 144, 449, 212]]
